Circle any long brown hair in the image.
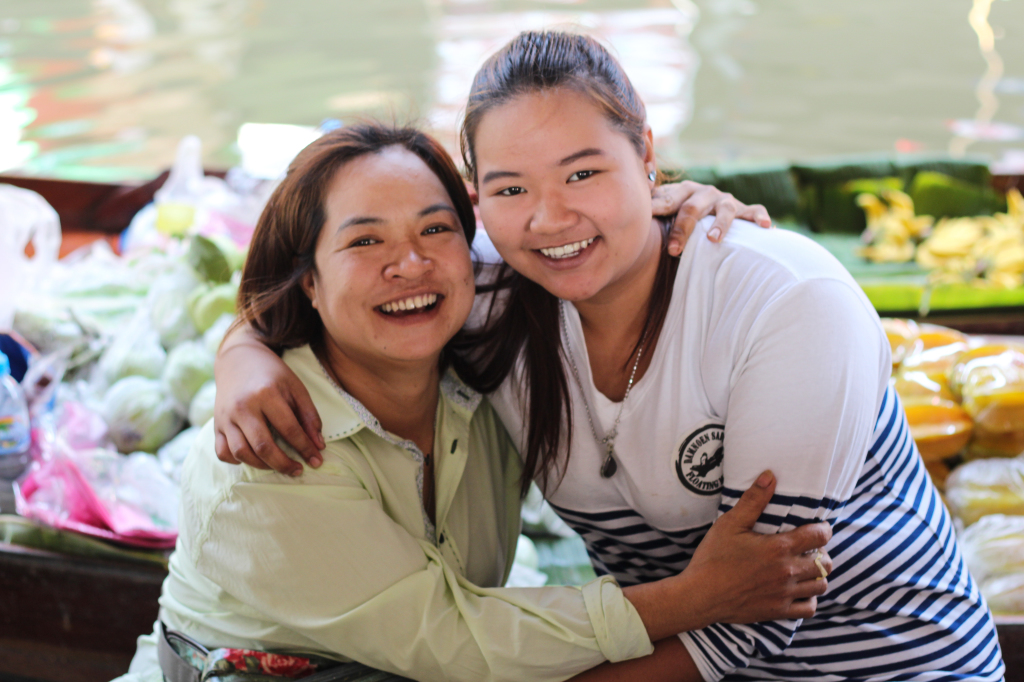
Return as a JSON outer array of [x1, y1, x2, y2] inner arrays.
[[456, 31, 679, 496], [234, 123, 477, 362]]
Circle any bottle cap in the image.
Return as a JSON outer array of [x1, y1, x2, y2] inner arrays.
[[0, 350, 9, 377]]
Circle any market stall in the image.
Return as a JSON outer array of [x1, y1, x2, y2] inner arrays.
[[2, 151, 1024, 682]]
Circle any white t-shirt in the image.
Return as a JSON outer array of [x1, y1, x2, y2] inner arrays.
[[482, 218, 1002, 681], [489, 217, 888, 548]]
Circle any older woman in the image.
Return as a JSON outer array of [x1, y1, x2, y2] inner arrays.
[[117, 123, 830, 682]]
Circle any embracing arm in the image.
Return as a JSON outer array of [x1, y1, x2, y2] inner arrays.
[[191, 449, 828, 682], [214, 324, 324, 476]]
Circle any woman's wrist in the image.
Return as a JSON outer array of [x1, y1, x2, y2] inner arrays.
[[622, 570, 712, 642]]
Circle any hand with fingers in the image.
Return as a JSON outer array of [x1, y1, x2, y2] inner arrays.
[[213, 329, 325, 476], [651, 180, 773, 257], [683, 470, 832, 627]]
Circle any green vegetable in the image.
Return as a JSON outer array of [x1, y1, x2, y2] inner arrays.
[[188, 235, 233, 284], [188, 282, 238, 333], [161, 341, 214, 409], [102, 376, 184, 453], [99, 320, 167, 384]]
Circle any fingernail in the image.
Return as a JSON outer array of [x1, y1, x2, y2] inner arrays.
[[669, 240, 680, 255], [310, 455, 323, 468], [317, 434, 326, 449], [290, 467, 303, 477], [755, 471, 773, 488], [708, 227, 722, 241]]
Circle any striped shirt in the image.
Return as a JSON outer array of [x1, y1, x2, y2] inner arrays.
[[487, 218, 1004, 681]]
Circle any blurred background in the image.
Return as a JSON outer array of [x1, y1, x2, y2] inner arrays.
[[1, 0, 1022, 182]]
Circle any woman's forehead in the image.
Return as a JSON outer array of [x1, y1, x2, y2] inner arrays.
[[325, 147, 452, 216], [473, 89, 632, 169]]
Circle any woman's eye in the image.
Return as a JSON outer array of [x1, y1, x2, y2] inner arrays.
[[423, 225, 451, 235], [498, 186, 525, 197], [349, 237, 379, 248], [568, 170, 596, 182]]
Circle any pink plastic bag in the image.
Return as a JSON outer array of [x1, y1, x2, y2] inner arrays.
[[15, 402, 178, 549]]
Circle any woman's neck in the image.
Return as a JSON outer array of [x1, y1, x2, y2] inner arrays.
[[572, 219, 665, 401], [317, 339, 440, 455]]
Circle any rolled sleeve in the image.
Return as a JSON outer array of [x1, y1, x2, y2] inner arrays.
[[582, 575, 655, 663]]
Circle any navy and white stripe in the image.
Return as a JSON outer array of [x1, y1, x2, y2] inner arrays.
[[550, 386, 1005, 681]]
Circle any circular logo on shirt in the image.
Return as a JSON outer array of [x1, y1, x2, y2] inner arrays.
[[675, 424, 725, 496]]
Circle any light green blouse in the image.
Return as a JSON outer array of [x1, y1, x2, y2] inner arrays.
[[120, 345, 652, 682]]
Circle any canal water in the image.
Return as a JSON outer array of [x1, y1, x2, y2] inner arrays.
[[0, 0, 1021, 182]]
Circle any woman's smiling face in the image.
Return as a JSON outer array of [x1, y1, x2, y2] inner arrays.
[[302, 146, 476, 368], [474, 87, 659, 304]]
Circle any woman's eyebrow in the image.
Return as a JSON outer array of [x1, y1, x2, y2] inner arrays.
[[336, 216, 382, 233], [481, 149, 605, 185], [335, 205, 456, 234], [558, 148, 603, 166], [419, 203, 458, 217], [481, 169, 520, 185]]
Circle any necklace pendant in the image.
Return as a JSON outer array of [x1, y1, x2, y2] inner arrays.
[[600, 452, 618, 478]]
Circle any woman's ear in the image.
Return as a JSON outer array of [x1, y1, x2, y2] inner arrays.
[[301, 270, 319, 310], [642, 124, 656, 182]]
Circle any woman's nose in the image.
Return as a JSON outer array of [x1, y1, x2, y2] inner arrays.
[[530, 191, 577, 235], [384, 243, 433, 279]]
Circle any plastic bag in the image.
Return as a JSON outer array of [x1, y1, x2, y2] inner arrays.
[[146, 262, 201, 349], [945, 456, 1024, 526], [980, 573, 1024, 615], [959, 514, 1024, 582], [96, 308, 167, 387], [157, 426, 200, 483], [101, 375, 183, 453], [951, 345, 1024, 458], [15, 403, 178, 548], [0, 184, 61, 333]]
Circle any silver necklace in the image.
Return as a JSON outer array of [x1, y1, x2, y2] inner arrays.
[[559, 301, 647, 478]]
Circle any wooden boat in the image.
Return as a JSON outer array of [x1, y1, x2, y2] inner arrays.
[[1, 166, 1024, 681]]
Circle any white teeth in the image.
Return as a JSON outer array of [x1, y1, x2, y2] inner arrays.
[[380, 294, 439, 314], [540, 238, 595, 260]]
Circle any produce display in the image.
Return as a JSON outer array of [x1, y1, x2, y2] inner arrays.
[[5, 228, 243, 547], [884, 318, 1024, 613], [888, 320, 1024, 483], [860, 188, 1024, 290]]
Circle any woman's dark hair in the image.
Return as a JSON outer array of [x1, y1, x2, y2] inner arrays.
[[234, 123, 477, 360], [455, 30, 678, 497]]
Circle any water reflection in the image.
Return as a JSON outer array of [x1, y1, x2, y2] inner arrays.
[[427, 1, 699, 155], [0, 0, 1022, 181], [949, 0, 1022, 155]]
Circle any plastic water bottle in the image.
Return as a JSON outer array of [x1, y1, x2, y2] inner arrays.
[[0, 350, 30, 480]]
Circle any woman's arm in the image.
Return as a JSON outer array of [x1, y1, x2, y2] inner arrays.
[[189, 443, 828, 682], [213, 325, 324, 476]]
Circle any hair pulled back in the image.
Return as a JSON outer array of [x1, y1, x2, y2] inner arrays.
[[235, 123, 477, 365], [456, 31, 677, 496]]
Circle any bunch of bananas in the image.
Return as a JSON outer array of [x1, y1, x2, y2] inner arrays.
[[917, 189, 1024, 289], [859, 188, 1024, 290], [857, 190, 934, 263]]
